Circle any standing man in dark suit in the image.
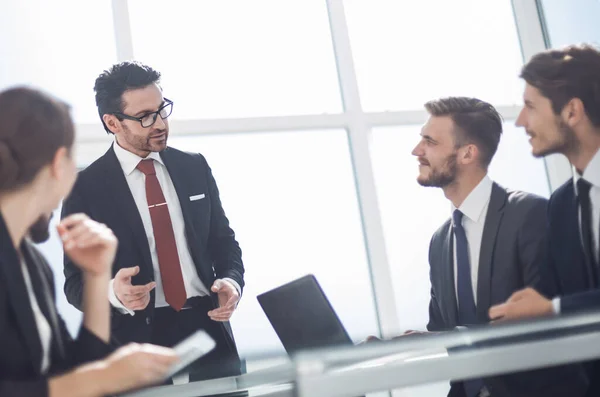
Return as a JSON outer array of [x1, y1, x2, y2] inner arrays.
[[489, 44, 600, 396], [414, 97, 586, 397], [62, 61, 244, 381]]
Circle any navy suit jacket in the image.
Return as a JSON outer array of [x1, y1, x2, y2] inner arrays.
[[62, 145, 244, 350], [538, 180, 600, 397], [539, 180, 600, 311], [428, 183, 588, 397], [0, 214, 110, 397]]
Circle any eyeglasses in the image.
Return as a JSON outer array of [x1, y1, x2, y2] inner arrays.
[[113, 98, 173, 128]]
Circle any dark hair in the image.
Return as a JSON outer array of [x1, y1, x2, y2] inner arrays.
[[424, 97, 503, 168], [94, 61, 161, 134], [0, 87, 75, 191], [521, 44, 600, 127]]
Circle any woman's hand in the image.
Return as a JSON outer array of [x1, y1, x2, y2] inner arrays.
[[58, 213, 117, 277], [99, 343, 179, 394], [49, 343, 178, 397]]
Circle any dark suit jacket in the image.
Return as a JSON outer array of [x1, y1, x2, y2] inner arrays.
[[539, 180, 600, 311], [427, 182, 588, 397], [538, 180, 600, 396], [0, 214, 110, 397], [62, 145, 244, 351]]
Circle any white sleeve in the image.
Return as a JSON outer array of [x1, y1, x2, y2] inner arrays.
[[108, 278, 135, 316], [551, 297, 561, 315]]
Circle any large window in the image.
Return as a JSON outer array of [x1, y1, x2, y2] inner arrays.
[[128, 0, 342, 119], [343, 0, 525, 111], [168, 130, 378, 355], [0, 0, 116, 122], [540, 0, 600, 48]]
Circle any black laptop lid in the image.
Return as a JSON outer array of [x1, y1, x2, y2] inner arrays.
[[257, 274, 353, 354]]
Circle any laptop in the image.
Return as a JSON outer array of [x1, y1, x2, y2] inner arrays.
[[257, 274, 354, 353]]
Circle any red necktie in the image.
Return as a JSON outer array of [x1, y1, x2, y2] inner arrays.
[[137, 159, 186, 311]]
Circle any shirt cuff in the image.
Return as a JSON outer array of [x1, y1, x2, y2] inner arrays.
[[222, 277, 242, 297], [552, 297, 561, 315], [108, 279, 135, 316]]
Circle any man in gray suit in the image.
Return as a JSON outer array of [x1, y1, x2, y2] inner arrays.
[[413, 97, 586, 397]]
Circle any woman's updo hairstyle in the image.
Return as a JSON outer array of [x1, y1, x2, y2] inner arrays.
[[0, 87, 74, 191]]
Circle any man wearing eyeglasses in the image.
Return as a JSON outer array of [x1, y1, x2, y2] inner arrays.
[[61, 61, 244, 382]]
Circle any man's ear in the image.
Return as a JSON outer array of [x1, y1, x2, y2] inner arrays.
[[459, 143, 478, 165], [102, 114, 121, 134], [562, 97, 585, 128]]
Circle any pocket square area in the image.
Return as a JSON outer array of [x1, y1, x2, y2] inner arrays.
[[190, 194, 206, 201]]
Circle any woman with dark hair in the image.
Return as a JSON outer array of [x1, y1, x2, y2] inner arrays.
[[0, 87, 178, 397]]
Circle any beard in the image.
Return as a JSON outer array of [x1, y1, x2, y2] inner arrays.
[[417, 152, 458, 188], [530, 118, 579, 158], [29, 213, 52, 243], [122, 123, 169, 153]]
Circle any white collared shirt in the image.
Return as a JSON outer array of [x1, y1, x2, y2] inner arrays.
[[451, 175, 494, 306], [552, 148, 600, 314], [109, 141, 239, 314]]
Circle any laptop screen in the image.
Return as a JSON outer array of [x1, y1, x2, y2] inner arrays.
[[257, 274, 353, 354]]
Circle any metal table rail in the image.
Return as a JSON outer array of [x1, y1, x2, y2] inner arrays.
[[294, 311, 600, 397], [121, 361, 295, 397]]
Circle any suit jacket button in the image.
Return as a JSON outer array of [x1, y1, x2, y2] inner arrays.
[[146, 317, 151, 325]]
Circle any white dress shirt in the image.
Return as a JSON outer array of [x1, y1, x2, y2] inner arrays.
[[451, 175, 493, 306], [109, 141, 240, 315], [553, 148, 600, 314], [21, 259, 52, 374]]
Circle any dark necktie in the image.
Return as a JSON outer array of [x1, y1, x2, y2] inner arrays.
[[453, 209, 484, 397], [137, 159, 187, 311], [577, 178, 599, 287], [453, 210, 477, 325]]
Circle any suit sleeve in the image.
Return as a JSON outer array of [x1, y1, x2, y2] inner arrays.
[[58, 320, 113, 369], [0, 327, 112, 397], [201, 156, 245, 291], [0, 379, 48, 397], [517, 197, 548, 290], [427, 234, 445, 332], [560, 290, 600, 314], [427, 286, 445, 332], [0, 263, 49, 396], [39, 248, 113, 367], [61, 187, 87, 312], [536, 194, 563, 299], [0, 253, 112, 397]]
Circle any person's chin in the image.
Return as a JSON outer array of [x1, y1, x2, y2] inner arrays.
[[416, 175, 431, 186], [530, 143, 553, 158], [151, 141, 168, 152]]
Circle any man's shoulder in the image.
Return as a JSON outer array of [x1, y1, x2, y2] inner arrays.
[[549, 179, 575, 202], [431, 218, 452, 244], [163, 146, 206, 162], [506, 189, 548, 205], [77, 146, 114, 179], [547, 180, 575, 221], [502, 186, 548, 211]]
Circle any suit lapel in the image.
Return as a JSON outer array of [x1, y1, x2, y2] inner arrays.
[[0, 215, 43, 372], [160, 149, 200, 247], [441, 223, 459, 326], [100, 146, 153, 279], [476, 183, 507, 321], [22, 242, 66, 360]]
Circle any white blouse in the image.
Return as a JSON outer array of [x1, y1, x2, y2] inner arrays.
[[20, 259, 52, 374]]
